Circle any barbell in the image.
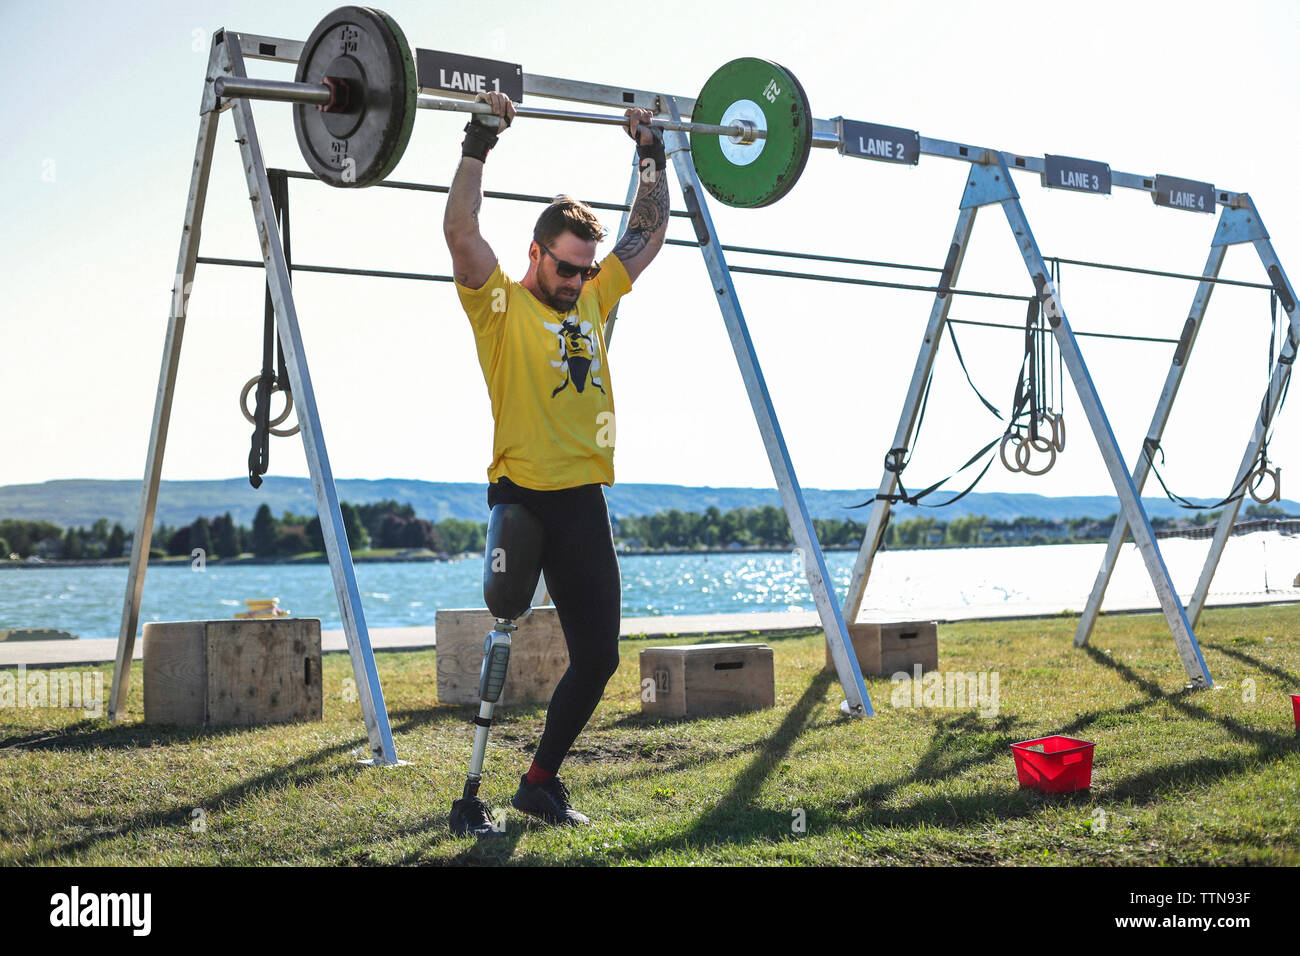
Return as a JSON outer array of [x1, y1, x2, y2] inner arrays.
[[213, 6, 819, 206]]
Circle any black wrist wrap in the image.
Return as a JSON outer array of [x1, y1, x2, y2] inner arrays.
[[462, 120, 499, 162], [637, 127, 666, 171]]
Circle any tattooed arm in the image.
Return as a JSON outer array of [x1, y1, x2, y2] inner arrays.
[[612, 169, 669, 284], [443, 157, 498, 289], [612, 110, 671, 284]]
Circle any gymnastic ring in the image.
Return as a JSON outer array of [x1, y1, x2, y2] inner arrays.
[[1249, 466, 1281, 504], [1054, 412, 1066, 453], [1017, 434, 1057, 476], [1036, 412, 1063, 454], [241, 375, 291, 427], [240, 375, 301, 437], [1000, 433, 1025, 473]]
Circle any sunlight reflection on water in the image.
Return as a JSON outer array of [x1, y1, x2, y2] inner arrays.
[[2, 532, 1295, 638]]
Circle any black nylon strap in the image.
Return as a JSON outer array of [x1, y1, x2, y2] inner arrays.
[[1142, 438, 1256, 512], [852, 434, 1002, 509], [248, 170, 291, 490], [1142, 290, 1296, 512], [880, 352, 938, 481], [851, 310, 1017, 511], [1002, 297, 1044, 441], [946, 322, 1001, 418], [850, 290, 1059, 513], [1052, 259, 1064, 414], [277, 174, 291, 395]]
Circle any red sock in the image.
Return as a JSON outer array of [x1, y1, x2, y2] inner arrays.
[[526, 762, 556, 784]]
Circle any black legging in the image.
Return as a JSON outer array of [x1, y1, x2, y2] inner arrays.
[[487, 477, 622, 773]]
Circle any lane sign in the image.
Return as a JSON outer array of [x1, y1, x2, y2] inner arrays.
[[1152, 174, 1215, 213], [1043, 154, 1111, 194], [416, 49, 524, 101], [837, 119, 920, 165]]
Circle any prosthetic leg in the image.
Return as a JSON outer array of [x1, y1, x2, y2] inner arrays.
[[448, 503, 544, 837]]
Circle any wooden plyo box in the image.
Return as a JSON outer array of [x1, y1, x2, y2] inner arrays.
[[639, 643, 775, 719], [826, 621, 938, 676], [435, 608, 569, 706], [143, 619, 322, 726]]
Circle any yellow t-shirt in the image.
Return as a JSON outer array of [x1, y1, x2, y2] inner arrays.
[[456, 252, 631, 491]]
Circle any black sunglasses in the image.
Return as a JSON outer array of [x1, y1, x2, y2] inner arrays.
[[535, 239, 601, 281]]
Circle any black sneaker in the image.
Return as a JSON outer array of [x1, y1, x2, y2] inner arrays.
[[511, 774, 591, 826], [449, 795, 504, 838]]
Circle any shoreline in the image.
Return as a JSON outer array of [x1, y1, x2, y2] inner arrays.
[[5, 597, 1300, 666], [0, 533, 1270, 568], [6, 519, 1299, 569], [0, 541, 1063, 568]]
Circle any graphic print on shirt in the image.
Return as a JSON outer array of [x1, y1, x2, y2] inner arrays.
[[545, 317, 605, 398]]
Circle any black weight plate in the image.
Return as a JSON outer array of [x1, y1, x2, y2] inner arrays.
[[690, 58, 812, 208], [293, 6, 417, 187]]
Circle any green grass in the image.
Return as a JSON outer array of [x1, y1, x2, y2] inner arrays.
[[2, 605, 1298, 866]]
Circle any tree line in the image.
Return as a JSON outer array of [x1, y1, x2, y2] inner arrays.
[[611, 503, 1294, 550], [0, 499, 488, 560], [3, 501, 1292, 561]]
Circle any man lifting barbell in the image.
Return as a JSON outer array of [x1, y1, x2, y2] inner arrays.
[[444, 91, 669, 835]]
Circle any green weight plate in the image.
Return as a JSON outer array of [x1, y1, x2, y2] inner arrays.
[[293, 6, 417, 188], [689, 58, 812, 208]]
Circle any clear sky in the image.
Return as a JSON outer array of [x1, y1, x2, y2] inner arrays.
[[4, 0, 1299, 502]]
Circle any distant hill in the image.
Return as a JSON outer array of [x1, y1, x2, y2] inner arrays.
[[1, 477, 1294, 530]]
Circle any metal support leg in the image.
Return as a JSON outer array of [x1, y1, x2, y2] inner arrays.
[[109, 42, 225, 721], [992, 153, 1213, 686], [224, 34, 400, 763], [662, 96, 873, 716], [603, 146, 644, 349], [1073, 209, 1242, 646], [842, 177, 985, 624], [1187, 197, 1299, 628]]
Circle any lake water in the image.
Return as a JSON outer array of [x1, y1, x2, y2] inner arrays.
[[2, 532, 1297, 639]]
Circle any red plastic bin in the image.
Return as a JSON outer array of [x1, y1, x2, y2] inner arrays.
[[1291, 694, 1299, 728], [1010, 735, 1095, 793]]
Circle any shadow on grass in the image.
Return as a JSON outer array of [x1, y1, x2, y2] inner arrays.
[[302, 795, 527, 866], [1200, 641, 1300, 689], [398, 702, 549, 728], [831, 648, 1300, 835], [371, 674, 840, 866], [555, 669, 838, 862], [1079, 645, 1288, 748], [0, 699, 489, 756], [581, 737, 769, 791], [0, 717, 333, 753], [590, 644, 1300, 861], [13, 736, 363, 864], [7, 706, 468, 864], [441, 826, 525, 865], [395, 801, 581, 866], [583, 700, 835, 790], [833, 710, 1034, 828], [12, 629, 1296, 865]]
